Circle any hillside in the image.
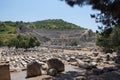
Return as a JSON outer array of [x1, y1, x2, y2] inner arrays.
[[0, 21, 17, 46], [0, 19, 94, 47], [0, 21, 16, 34], [27, 19, 85, 30], [33, 29, 95, 47]]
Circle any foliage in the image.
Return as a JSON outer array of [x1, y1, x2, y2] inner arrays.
[[0, 19, 83, 48], [0, 34, 17, 46], [0, 21, 17, 46], [0, 40, 4, 46], [110, 26, 120, 50], [62, 0, 120, 28], [8, 35, 40, 49], [0, 19, 85, 30], [70, 41, 78, 46], [0, 21, 15, 34], [96, 24, 120, 52], [62, 0, 120, 52], [30, 19, 85, 30]]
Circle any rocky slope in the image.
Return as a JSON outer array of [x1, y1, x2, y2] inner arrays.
[[0, 19, 95, 47], [16, 24, 95, 47], [33, 29, 95, 47]]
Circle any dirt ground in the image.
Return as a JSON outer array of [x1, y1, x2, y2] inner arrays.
[[11, 65, 81, 80]]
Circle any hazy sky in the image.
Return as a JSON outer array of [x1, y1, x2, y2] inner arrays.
[[0, 0, 100, 31]]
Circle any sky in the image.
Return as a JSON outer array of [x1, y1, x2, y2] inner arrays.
[[0, 0, 101, 32]]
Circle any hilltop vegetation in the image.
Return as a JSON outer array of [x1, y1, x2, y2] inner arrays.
[[0, 21, 16, 34], [29, 19, 85, 30], [0, 21, 16, 46]]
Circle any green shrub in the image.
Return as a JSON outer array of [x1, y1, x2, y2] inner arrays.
[[71, 41, 78, 46]]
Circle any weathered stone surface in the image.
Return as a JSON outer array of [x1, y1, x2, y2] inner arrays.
[[91, 62, 97, 67], [77, 59, 87, 68], [70, 62, 78, 66], [67, 57, 77, 62], [26, 61, 42, 78], [77, 59, 95, 69], [0, 62, 11, 80], [47, 58, 64, 72], [42, 63, 48, 70], [47, 68, 57, 76]]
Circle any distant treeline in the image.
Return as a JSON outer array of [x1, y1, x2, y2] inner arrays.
[[28, 19, 85, 30]]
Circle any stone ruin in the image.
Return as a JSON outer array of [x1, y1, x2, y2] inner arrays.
[[1, 47, 120, 80], [26, 61, 42, 78], [32, 29, 96, 47], [26, 58, 65, 78], [47, 58, 65, 76], [0, 62, 11, 80]]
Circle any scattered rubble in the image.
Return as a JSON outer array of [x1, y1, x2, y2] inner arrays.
[[0, 47, 120, 80]]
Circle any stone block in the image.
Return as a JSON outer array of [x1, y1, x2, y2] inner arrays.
[[47, 58, 64, 72], [0, 63, 11, 80], [26, 61, 42, 78]]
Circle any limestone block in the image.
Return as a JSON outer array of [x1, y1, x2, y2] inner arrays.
[[47, 58, 64, 72], [26, 61, 42, 78], [0, 63, 11, 80]]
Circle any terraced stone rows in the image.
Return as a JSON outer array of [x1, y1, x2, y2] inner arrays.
[[34, 29, 95, 46], [34, 29, 84, 38]]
